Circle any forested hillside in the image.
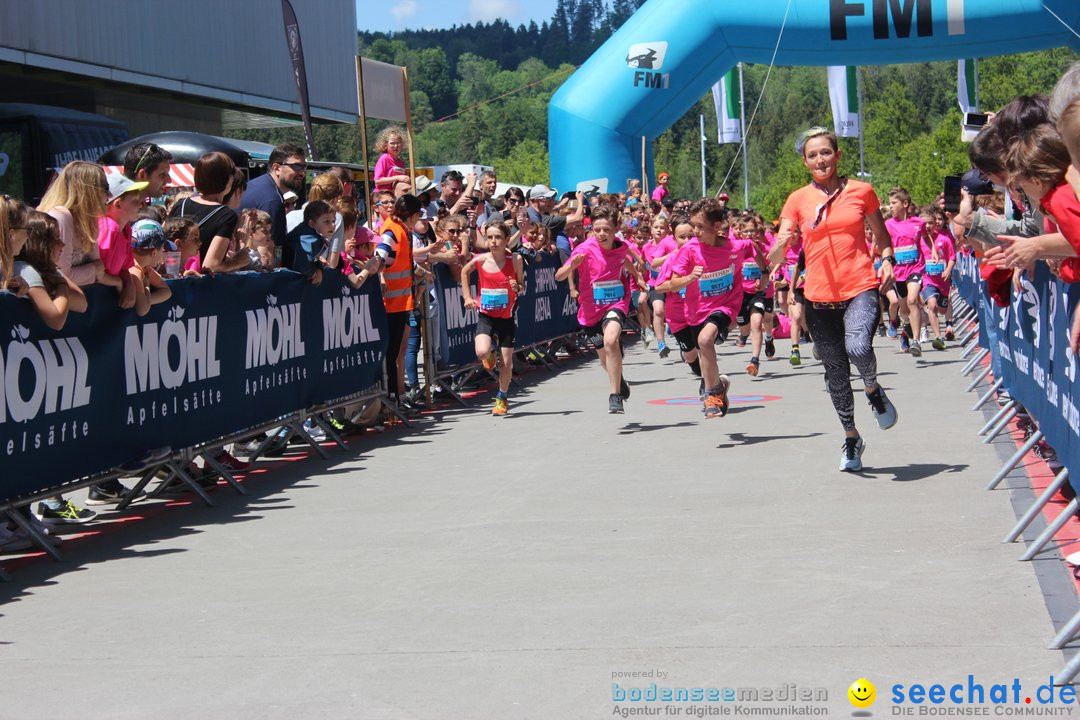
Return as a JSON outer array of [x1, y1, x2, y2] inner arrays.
[[234, 1, 1077, 218]]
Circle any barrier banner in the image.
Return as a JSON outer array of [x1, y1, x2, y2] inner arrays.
[[0, 270, 386, 503], [432, 254, 580, 369], [991, 263, 1080, 490]]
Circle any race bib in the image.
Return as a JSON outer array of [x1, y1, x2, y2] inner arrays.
[[742, 262, 762, 280], [480, 288, 509, 311], [873, 258, 883, 271], [592, 279, 625, 304], [895, 246, 919, 265], [925, 262, 945, 276], [786, 263, 799, 282], [698, 267, 734, 297]]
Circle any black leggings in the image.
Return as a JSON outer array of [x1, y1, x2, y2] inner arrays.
[[385, 311, 410, 399], [803, 289, 881, 432]]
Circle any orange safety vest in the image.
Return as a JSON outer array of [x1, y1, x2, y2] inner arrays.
[[379, 217, 415, 313]]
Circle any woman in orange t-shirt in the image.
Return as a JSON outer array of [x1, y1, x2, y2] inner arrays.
[[769, 127, 898, 472]]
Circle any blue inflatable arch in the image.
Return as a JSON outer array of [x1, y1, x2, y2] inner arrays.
[[548, 0, 1080, 194]]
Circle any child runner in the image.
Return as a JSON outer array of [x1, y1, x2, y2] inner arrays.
[[460, 221, 525, 416], [643, 215, 678, 358], [884, 187, 926, 357], [651, 214, 703, 395], [671, 198, 754, 418], [919, 207, 955, 350], [732, 215, 772, 377], [555, 206, 646, 413]]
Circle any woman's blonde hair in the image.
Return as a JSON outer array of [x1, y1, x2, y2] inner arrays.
[[307, 173, 344, 203], [374, 125, 406, 154], [37, 161, 107, 253]]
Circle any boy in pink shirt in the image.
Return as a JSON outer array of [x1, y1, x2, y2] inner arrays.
[[97, 174, 147, 308], [884, 187, 926, 357], [652, 215, 704, 394], [671, 198, 755, 418], [555, 206, 646, 414], [918, 207, 955, 350]]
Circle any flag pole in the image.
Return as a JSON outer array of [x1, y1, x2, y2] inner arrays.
[[856, 65, 866, 179], [738, 62, 749, 208], [973, 58, 980, 112], [700, 114, 706, 198]]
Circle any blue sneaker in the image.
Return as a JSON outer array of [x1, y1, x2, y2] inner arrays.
[[887, 323, 898, 338], [839, 436, 865, 472], [657, 340, 670, 359], [866, 387, 898, 430], [899, 332, 910, 352]]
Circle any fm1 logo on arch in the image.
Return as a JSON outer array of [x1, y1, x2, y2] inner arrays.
[[626, 41, 670, 90], [831, 0, 967, 41]]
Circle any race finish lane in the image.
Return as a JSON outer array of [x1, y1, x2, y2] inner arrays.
[[0, 334, 1073, 719]]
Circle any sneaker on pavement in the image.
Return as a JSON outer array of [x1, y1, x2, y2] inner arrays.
[[493, 397, 508, 416], [214, 450, 250, 472], [764, 338, 776, 358], [866, 387, 898, 430], [36, 500, 95, 527], [746, 357, 760, 377], [945, 326, 955, 341], [789, 348, 802, 366], [931, 337, 946, 351], [909, 339, 922, 357], [702, 376, 731, 418], [899, 333, 910, 352], [657, 340, 670, 359], [734, 334, 748, 348], [886, 323, 898, 338], [608, 393, 625, 414], [619, 376, 631, 400], [0, 525, 32, 553], [839, 436, 865, 472], [86, 481, 146, 506]]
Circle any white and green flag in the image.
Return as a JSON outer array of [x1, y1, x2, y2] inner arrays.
[[827, 66, 860, 138], [958, 58, 978, 113], [711, 69, 742, 144]]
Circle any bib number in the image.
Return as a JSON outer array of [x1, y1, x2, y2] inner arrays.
[[742, 262, 762, 280], [698, 268, 734, 297], [895, 246, 919, 265], [925, 262, 945, 276], [480, 288, 509, 311], [592, 279, 625, 304]]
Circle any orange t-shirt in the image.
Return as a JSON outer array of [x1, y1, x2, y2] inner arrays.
[[780, 179, 881, 303]]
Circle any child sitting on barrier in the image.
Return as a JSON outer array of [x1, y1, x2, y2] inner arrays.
[[129, 219, 173, 314], [286, 200, 334, 286], [163, 217, 202, 276], [15, 210, 88, 329]]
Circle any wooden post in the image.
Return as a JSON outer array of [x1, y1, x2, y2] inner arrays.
[[403, 66, 417, 194], [355, 56, 373, 231]]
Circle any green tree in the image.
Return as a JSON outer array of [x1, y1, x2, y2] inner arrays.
[[491, 139, 550, 185]]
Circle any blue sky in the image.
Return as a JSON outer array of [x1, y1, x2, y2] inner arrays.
[[357, 0, 561, 32]]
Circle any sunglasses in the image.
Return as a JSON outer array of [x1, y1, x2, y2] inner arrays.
[[281, 162, 307, 173], [445, 228, 464, 235], [132, 145, 154, 174]]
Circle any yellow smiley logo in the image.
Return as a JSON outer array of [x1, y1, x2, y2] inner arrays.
[[848, 678, 876, 708]]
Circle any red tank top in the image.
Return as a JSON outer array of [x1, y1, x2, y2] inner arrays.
[[476, 254, 517, 319]]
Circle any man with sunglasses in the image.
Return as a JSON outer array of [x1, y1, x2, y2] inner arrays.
[[239, 142, 307, 247], [122, 142, 173, 199]]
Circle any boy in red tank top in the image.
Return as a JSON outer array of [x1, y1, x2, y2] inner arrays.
[[461, 222, 525, 416]]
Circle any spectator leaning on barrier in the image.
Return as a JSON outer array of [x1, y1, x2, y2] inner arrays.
[[372, 193, 421, 406], [168, 152, 249, 274], [98, 174, 149, 311], [239, 142, 306, 248], [286, 199, 334, 286], [285, 172, 344, 270], [37, 161, 115, 291], [16, 210, 88, 329], [122, 142, 173, 200]]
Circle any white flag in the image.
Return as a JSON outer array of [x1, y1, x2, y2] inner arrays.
[[827, 66, 860, 138], [711, 69, 742, 144], [958, 58, 978, 114]]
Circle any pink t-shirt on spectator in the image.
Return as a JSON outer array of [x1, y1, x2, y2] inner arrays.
[[886, 216, 926, 283], [568, 237, 631, 327], [651, 185, 668, 203], [97, 215, 134, 276], [374, 153, 402, 190], [671, 238, 752, 326]]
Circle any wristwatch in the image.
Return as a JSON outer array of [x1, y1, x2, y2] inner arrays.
[[882, 255, 897, 266]]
